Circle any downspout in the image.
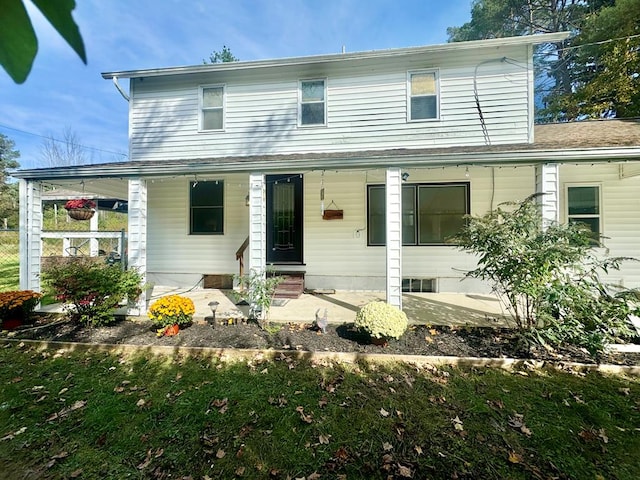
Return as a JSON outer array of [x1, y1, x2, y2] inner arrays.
[[112, 76, 130, 101]]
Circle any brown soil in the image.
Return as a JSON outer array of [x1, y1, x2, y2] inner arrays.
[[4, 314, 639, 366]]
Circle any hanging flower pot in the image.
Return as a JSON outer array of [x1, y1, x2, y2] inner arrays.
[[67, 208, 95, 220], [64, 198, 97, 221]]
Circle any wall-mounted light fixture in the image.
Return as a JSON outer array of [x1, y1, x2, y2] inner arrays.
[[401, 172, 410, 182]]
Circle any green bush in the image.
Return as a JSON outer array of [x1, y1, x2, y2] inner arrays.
[[42, 258, 143, 326], [455, 194, 639, 354], [355, 301, 408, 340]]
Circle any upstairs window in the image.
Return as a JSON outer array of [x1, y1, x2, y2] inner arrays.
[[190, 180, 224, 234], [299, 79, 326, 126], [408, 71, 439, 121], [567, 185, 601, 244], [200, 85, 224, 131], [367, 182, 469, 246]]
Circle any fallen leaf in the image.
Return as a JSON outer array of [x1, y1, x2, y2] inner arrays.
[[382, 441, 393, 451], [452, 416, 464, 431], [307, 472, 321, 480], [397, 463, 413, 477], [216, 449, 226, 459], [380, 408, 390, 417], [136, 399, 146, 408], [414, 445, 423, 455], [51, 451, 69, 460], [70, 468, 83, 478], [295, 406, 313, 424], [234, 467, 245, 476], [318, 397, 328, 408], [508, 451, 522, 464], [598, 428, 609, 444], [619, 387, 630, 396], [47, 400, 87, 422]]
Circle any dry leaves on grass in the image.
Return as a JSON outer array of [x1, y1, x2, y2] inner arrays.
[[46, 400, 87, 422], [508, 413, 532, 436]]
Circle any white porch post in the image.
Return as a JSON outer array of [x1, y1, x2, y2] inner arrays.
[[535, 163, 559, 228], [128, 179, 147, 314], [385, 168, 402, 309], [248, 173, 266, 277], [19, 179, 43, 291], [89, 212, 99, 256]]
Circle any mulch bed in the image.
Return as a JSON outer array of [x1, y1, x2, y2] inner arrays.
[[4, 314, 640, 366]]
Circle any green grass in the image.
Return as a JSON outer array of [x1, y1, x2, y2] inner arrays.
[[0, 345, 638, 479]]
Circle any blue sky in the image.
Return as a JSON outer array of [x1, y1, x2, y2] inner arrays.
[[1, 0, 473, 170]]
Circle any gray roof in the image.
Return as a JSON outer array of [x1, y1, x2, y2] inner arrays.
[[13, 119, 640, 181]]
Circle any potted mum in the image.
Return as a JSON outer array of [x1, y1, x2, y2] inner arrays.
[[0, 290, 42, 329], [64, 198, 97, 220], [355, 301, 408, 346], [147, 295, 195, 336]]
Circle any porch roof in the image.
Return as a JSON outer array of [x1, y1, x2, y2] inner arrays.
[[12, 119, 640, 181]]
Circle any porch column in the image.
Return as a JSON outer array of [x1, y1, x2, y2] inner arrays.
[[385, 168, 402, 310], [128, 178, 147, 314], [19, 179, 43, 291], [248, 173, 266, 277], [535, 163, 559, 228], [89, 212, 99, 256]]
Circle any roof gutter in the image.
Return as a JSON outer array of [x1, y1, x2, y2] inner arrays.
[[12, 146, 640, 181], [101, 32, 570, 80]]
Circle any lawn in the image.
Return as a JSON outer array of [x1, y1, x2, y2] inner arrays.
[[0, 230, 19, 291], [0, 343, 638, 479]]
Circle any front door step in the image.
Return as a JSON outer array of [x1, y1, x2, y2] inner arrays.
[[271, 272, 304, 299]]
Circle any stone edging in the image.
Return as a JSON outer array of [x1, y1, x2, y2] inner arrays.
[[2, 338, 639, 376]]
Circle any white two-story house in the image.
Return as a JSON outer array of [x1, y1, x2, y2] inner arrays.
[[15, 32, 640, 311]]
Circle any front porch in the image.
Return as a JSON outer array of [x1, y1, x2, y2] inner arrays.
[[39, 287, 509, 328]]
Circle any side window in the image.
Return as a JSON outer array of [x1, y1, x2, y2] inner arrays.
[[190, 181, 224, 234], [299, 79, 326, 126], [200, 85, 224, 131], [408, 71, 439, 121], [567, 185, 601, 243]]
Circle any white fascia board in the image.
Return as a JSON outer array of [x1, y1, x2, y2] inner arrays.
[[101, 32, 570, 80], [13, 145, 640, 181]]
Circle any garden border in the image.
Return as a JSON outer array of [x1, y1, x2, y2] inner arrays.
[[3, 338, 639, 376]]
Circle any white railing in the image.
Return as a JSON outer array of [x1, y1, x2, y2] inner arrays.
[[41, 230, 127, 266]]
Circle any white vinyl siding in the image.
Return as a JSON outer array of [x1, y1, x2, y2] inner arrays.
[[129, 44, 532, 161]]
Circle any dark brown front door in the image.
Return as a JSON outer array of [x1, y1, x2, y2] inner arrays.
[[266, 174, 303, 264]]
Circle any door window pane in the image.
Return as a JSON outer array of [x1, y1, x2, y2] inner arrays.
[[368, 186, 386, 245]]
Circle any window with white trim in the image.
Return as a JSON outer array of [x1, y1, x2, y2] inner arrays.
[[200, 85, 224, 131], [567, 185, 601, 243], [299, 79, 326, 126], [190, 181, 224, 234], [408, 71, 439, 121], [367, 182, 469, 246]]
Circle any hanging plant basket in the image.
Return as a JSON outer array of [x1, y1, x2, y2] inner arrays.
[[67, 208, 95, 220]]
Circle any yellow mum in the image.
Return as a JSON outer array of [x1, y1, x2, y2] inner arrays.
[[147, 295, 195, 327]]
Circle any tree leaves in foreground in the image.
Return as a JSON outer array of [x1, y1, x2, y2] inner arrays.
[[0, 0, 86, 83]]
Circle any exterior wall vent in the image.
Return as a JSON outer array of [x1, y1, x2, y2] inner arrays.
[[402, 278, 435, 293]]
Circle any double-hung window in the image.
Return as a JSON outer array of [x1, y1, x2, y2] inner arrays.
[[200, 85, 225, 131], [299, 79, 326, 126], [367, 182, 469, 246], [567, 185, 601, 243], [408, 70, 439, 121], [190, 181, 224, 234]]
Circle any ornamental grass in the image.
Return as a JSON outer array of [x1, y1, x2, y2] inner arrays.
[[147, 295, 195, 328]]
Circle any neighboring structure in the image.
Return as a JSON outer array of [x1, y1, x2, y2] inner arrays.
[[14, 33, 640, 312]]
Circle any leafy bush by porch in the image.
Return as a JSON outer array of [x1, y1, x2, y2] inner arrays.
[[455, 194, 639, 354], [42, 258, 143, 326]]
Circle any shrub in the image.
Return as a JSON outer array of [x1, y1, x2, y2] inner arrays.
[[0, 290, 42, 324], [454, 194, 639, 354], [355, 301, 408, 340], [42, 258, 143, 326], [147, 295, 195, 328], [234, 270, 284, 328]]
